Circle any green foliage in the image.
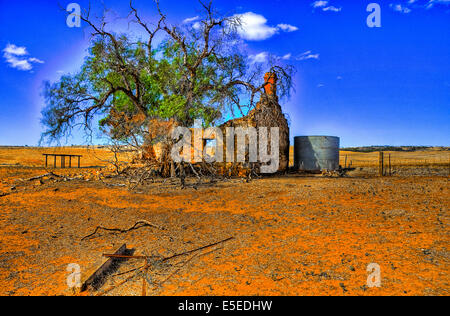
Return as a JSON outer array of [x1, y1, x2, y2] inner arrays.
[[40, 3, 295, 145]]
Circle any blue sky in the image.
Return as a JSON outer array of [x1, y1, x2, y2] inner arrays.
[[0, 0, 449, 147]]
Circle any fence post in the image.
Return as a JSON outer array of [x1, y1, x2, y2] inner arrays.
[[379, 152, 384, 176], [389, 154, 391, 176]]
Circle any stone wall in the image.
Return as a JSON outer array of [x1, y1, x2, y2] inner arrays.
[[219, 72, 290, 173]]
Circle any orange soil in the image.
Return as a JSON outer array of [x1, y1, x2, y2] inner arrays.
[[0, 165, 448, 296]]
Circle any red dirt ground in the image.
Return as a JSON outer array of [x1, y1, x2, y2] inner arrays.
[[0, 166, 448, 296]]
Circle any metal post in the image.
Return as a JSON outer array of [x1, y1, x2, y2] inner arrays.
[[78, 156, 81, 168], [45, 155, 48, 167], [69, 156, 72, 168]]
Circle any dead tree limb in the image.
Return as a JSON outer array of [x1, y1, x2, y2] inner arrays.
[[161, 237, 234, 262], [103, 237, 234, 262], [81, 220, 164, 241], [24, 172, 62, 181], [156, 247, 222, 289]]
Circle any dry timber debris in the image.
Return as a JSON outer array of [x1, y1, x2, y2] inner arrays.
[[81, 244, 134, 292], [102, 236, 234, 262], [97, 237, 234, 295], [81, 220, 164, 241], [25, 172, 62, 181]]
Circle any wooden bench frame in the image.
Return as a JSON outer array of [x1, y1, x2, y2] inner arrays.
[[43, 154, 82, 168]]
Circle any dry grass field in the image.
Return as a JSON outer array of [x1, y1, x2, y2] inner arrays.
[[339, 150, 450, 167], [2, 146, 448, 169], [0, 146, 133, 168], [0, 146, 448, 296]]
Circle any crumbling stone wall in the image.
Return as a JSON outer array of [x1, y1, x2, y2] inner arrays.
[[219, 72, 290, 173], [140, 73, 290, 176]]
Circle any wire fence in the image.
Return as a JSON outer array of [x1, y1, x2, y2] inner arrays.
[[340, 152, 450, 177]]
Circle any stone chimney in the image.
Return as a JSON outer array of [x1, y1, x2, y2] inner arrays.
[[263, 72, 277, 97]]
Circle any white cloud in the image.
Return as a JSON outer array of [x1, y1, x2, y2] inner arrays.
[[3, 43, 44, 71], [235, 12, 278, 40], [277, 24, 299, 32], [311, 1, 342, 12], [390, 0, 450, 13], [249, 52, 269, 63], [192, 22, 202, 30], [28, 57, 44, 64], [390, 4, 412, 13], [183, 16, 200, 24], [426, 0, 450, 9], [234, 12, 298, 41], [282, 53, 292, 60], [4, 55, 32, 71], [312, 1, 329, 8], [323, 6, 342, 12], [296, 50, 320, 61], [3, 44, 28, 56]]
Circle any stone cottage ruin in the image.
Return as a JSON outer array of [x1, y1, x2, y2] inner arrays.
[[218, 72, 290, 174], [140, 72, 290, 176]]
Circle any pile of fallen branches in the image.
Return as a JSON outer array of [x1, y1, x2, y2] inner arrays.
[[103, 159, 242, 190], [91, 237, 234, 296], [321, 167, 356, 178], [14, 171, 86, 187]]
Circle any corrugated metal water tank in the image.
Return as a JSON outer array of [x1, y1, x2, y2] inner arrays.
[[294, 136, 340, 171]]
